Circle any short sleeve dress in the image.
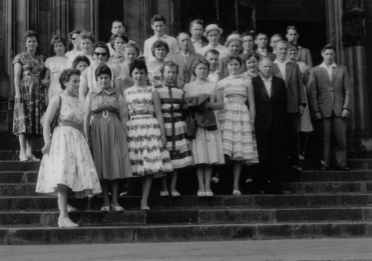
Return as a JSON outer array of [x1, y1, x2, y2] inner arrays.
[[89, 87, 132, 180], [36, 94, 102, 198], [13, 51, 45, 135], [155, 83, 193, 169], [45, 56, 69, 102], [124, 86, 173, 176], [217, 75, 259, 164], [183, 81, 225, 165]]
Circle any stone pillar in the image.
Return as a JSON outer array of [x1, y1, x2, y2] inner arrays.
[[364, 1, 372, 137]]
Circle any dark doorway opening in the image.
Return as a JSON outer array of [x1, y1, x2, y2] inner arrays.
[[98, 0, 124, 43]]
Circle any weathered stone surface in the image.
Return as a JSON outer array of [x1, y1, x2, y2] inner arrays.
[[276, 208, 364, 222]]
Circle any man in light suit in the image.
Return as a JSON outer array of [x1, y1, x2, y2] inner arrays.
[[166, 32, 203, 84], [286, 26, 313, 68], [252, 57, 288, 193], [308, 44, 351, 171], [273, 41, 306, 172]]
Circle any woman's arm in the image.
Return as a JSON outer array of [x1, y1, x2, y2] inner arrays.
[[206, 89, 224, 110], [41, 95, 59, 154], [79, 76, 89, 108], [118, 94, 128, 130], [84, 93, 92, 143], [41, 69, 50, 87], [247, 82, 256, 128], [14, 64, 22, 99], [153, 89, 167, 146]]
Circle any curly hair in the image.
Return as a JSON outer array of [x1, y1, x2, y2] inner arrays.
[[24, 30, 41, 54], [225, 54, 243, 67], [109, 33, 129, 51], [59, 68, 81, 89], [93, 42, 110, 58], [79, 30, 96, 44], [50, 35, 67, 47], [160, 61, 179, 76], [151, 40, 169, 58], [72, 55, 91, 69], [129, 57, 148, 77], [95, 65, 112, 81], [124, 42, 141, 56], [193, 58, 210, 77]]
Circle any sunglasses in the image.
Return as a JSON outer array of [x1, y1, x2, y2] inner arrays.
[[71, 37, 77, 40], [94, 52, 108, 57]]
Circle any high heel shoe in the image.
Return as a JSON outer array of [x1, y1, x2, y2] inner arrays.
[[141, 205, 150, 211], [110, 203, 124, 212], [205, 191, 214, 197], [58, 217, 79, 228], [160, 191, 169, 196], [171, 191, 180, 197]]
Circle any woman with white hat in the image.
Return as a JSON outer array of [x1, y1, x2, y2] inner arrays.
[[219, 33, 244, 79]]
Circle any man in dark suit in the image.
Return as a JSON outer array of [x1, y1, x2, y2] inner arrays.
[[308, 44, 351, 171], [273, 41, 306, 172], [166, 32, 203, 84], [252, 57, 288, 193], [190, 19, 207, 54], [286, 26, 313, 68]]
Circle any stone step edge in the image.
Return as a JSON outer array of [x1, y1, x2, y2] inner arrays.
[[1, 222, 372, 245]]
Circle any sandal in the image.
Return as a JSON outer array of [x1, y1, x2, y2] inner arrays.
[[110, 203, 124, 212], [171, 191, 180, 197], [160, 191, 169, 197], [100, 205, 110, 212], [27, 154, 40, 162], [205, 191, 214, 197], [197, 191, 206, 197], [58, 217, 79, 228], [19, 155, 30, 162]]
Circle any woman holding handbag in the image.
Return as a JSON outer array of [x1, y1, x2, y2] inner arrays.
[[36, 68, 101, 228]]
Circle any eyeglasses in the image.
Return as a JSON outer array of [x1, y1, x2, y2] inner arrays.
[[94, 52, 108, 57]]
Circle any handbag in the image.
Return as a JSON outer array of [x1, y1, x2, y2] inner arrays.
[[40, 95, 62, 136], [361, 140, 372, 151]]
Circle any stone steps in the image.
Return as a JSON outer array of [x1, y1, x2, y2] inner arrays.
[[1, 222, 372, 245], [0, 207, 371, 227], [1, 194, 372, 211]]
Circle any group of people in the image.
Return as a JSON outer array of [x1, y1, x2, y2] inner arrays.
[[12, 14, 351, 228]]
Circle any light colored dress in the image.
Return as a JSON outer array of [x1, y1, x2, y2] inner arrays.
[[36, 94, 102, 198], [217, 75, 259, 164], [156, 83, 193, 169], [45, 56, 69, 102], [184, 81, 225, 165], [297, 61, 314, 132], [125, 86, 173, 176]]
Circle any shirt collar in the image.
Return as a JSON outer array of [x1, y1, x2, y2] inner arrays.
[[260, 75, 272, 82], [91, 86, 117, 95], [320, 62, 337, 69]]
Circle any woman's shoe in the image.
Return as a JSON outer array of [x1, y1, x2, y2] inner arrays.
[[100, 205, 110, 212], [27, 154, 40, 162], [19, 155, 30, 162], [58, 217, 79, 228], [160, 191, 169, 196], [171, 191, 180, 197], [233, 190, 242, 196], [197, 191, 206, 197], [211, 176, 220, 184], [67, 204, 77, 212], [110, 203, 124, 212], [205, 191, 214, 197], [141, 205, 151, 211]]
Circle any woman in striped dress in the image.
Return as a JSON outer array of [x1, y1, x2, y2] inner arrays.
[[217, 54, 259, 195], [156, 61, 193, 197]]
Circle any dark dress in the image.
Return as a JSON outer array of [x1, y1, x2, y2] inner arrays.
[[13, 51, 45, 135]]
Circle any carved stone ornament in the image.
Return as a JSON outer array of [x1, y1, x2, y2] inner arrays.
[[342, 1, 366, 47]]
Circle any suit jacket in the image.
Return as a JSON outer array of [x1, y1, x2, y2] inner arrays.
[[166, 52, 203, 84], [272, 61, 307, 113], [252, 76, 288, 132], [308, 64, 351, 118], [296, 47, 313, 68]]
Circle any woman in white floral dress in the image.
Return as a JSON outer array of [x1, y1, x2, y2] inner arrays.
[[36, 68, 101, 228]]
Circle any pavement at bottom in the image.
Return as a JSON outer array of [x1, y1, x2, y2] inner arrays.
[[1, 238, 372, 261]]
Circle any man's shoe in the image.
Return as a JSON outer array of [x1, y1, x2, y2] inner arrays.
[[335, 166, 349, 171]]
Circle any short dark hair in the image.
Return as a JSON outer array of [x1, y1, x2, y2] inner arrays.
[[161, 61, 179, 76], [189, 19, 204, 29], [59, 68, 81, 89], [258, 56, 274, 65], [321, 44, 336, 53], [24, 30, 41, 54], [243, 52, 260, 62], [151, 14, 166, 25], [241, 31, 255, 38], [226, 54, 243, 67], [286, 25, 299, 33], [112, 20, 126, 28], [151, 40, 170, 57], [130, 57, 148, 76], [95, 65, 112, 80], [124, 42, 141, 56], [93, 42, 110, 58], [255, 33, 267, 40], [109, 33, 129, 51], [79, 30, 96, 44], [50, 35, 67, 48], [193, 58, 210, 76], [204, 49, 220, 57], [72, 55, 91, 69]]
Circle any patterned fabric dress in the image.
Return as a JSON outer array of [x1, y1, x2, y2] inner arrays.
[[297, 61, 314, 132], [217, 75, 259, 164], [124, 86, 173, 176], [89, 87, 132, 180], [36, 94, 102, 198], [156, 83, 193, 169], [183, 81, 225, 165], [13, 51, 45, 135], [45, 56, 69, 102]]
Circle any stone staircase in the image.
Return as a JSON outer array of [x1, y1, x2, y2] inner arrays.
[[1, 148, 372, 245]]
